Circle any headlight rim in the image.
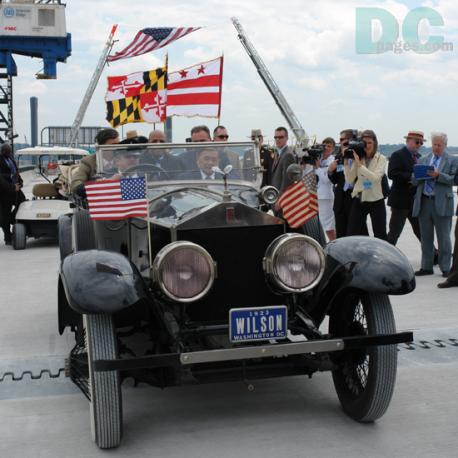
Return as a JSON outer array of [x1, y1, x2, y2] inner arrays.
[[152, 241, 215, 303], [264, 233, 326, 293], [259, 185, 280, 205]]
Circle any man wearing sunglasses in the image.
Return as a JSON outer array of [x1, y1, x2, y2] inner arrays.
[[213, 125, 240, 171], [271, 127, 296, 193], [387, 130, 425, 246]]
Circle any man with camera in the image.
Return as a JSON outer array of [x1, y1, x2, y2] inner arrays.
[[328, 129, 365, 238]]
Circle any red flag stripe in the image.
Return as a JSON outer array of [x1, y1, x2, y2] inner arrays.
[[167, 92, 220, 105], [168, 75, 222, 90], [282, 191, 310, 212]]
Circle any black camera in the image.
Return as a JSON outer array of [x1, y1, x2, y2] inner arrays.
[[344, 139, 366, 159], [301, 143, 326, 166]]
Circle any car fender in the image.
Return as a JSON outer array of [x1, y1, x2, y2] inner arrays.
[[324, 236, 415, 295], [60, 250, 147, 315]]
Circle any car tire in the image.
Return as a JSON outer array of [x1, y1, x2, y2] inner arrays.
[[12, 223, 27, 250], [329, 291, 397, 422], [58, 214, 73, 261], [85, 314, 122, 449], [73, 209, 96, 251]]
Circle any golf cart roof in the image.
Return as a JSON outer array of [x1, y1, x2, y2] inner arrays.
[[16, 146, 90, 157]]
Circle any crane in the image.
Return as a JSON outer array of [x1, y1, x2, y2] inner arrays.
[[67, 24, 117, 146], [231, 17, 309, 148]]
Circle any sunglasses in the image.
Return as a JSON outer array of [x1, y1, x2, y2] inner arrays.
[[216, 135, 229, 139], [151, 139, 165, 143], [339, 138, 347, 142], [274, 135, 285, 140], [415, 140, 423, 145]]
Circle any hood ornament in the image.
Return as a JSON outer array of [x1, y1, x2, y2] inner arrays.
[[212, 165, 233, 201]]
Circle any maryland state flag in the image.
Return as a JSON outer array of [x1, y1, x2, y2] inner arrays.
[[105, 65, 167, 127]]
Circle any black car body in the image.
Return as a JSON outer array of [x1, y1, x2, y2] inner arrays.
[[58, 142, 415, 449]]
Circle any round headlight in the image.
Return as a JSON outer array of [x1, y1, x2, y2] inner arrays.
[[152, 241, 215, 302], [263, 234, 325, 292], [259, 186, 279, 205]]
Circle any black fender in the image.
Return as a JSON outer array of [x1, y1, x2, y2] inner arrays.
[[60, 250, 147, 315], [324, 236, 415, 294], [307, 236, 415, 326]]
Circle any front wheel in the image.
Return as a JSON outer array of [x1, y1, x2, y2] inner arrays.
[[329, 291, 397, 422], [85, 314, 122, 449], [12, 223, 26, 250]]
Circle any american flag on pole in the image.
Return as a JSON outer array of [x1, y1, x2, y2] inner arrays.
[[107, 27, 200, 62], [166, 56, 223, 118], [85, 177, 148, 220], [277, 172, 318, 228]]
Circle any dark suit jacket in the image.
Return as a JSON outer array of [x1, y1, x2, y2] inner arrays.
[[0, 154, 22, 185], [387, 146, 419, 209], [271, 146, 296, 192], [140, 152, 183, 178]]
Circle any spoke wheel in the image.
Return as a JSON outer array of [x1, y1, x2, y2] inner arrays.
[[329, 291, 397, 422], [85, 314, 122, 449]]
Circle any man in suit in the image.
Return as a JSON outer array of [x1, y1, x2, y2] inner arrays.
[[71, 128, 119, 194], [183, 147, 224, 180], [387, 130, 424, 245], [412, 132, 457, 277], [271, 127, 296, 193], [0, 143, 23, 245], [139, 130, 182, 178], [438, 168, 458, 288]]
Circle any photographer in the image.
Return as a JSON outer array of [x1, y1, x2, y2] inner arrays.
[[315, 137, 336, 241], [328, 129, 365, 238], [344, 130, 387, 240]]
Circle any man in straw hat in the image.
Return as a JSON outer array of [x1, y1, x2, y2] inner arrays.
[[387, 130, 425, 246]]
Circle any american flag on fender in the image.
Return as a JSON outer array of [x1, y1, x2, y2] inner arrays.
[[277, 172, 318, 228], [85, 177, 148, 221], [107, 27, 200, 62]]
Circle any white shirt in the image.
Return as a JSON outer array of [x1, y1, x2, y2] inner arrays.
[[315, 155, 335, 200], [200, 170, 215, 180]]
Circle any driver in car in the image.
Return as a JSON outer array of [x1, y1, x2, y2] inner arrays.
[[139, 130, 183, 179]]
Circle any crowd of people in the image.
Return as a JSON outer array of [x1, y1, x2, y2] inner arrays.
[[1, 125, 457, 288]]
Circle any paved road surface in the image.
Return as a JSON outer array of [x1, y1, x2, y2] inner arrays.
[[0, 210, 457, 457]]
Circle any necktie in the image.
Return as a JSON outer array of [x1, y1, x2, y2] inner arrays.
[[424, 155, 440, 195]]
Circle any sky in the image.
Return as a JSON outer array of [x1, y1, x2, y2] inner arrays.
[[6, 0, 458, 146]]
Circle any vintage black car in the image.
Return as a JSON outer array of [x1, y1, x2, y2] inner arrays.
[[57, 141, 415, 449]]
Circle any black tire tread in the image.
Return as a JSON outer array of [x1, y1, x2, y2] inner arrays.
[[86, 314, 122, 449], [73, 209, 96, 251], [12, 223, 26, 250]]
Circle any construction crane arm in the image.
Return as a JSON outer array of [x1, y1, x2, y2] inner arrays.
[[231, 17, 308, 147], [67, 24, 118, 146]]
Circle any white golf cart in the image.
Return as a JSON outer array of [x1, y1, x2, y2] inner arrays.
[[12, 146, 89, 250]]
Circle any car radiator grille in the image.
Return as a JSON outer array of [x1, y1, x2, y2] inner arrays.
[[177, 224, 285, 322]]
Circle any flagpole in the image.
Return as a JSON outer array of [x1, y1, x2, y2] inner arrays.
[[146, 177, 153, 270], [217, 52, 224, 126]]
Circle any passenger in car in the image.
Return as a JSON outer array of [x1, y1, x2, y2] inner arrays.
[[139, 130, 183, 178]]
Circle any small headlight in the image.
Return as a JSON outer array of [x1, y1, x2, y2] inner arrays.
[[152, 241, 215, 302], [263, 234, 325, 292], [260, 186, 279, 205]]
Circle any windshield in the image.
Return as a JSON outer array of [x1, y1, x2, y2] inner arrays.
[[95, 141, 262, 189]]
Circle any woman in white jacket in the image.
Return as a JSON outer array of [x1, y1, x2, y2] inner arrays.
[[344, 130, 387, 240], [315, 137, 336, 241]]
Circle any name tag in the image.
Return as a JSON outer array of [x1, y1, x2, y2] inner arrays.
[[363, 179, 373, 190]]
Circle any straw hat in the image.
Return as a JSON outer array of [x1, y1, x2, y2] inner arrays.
[[404, 131, 426, 142]]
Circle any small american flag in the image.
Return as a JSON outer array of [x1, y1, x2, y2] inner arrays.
[[85, 177, 148, 220], [278, 172, 318, 228], [107, 27, 200, 62]]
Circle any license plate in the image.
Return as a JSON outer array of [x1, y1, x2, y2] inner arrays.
[[229, 306, 287, 342], [36, 213, 51, 218]]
